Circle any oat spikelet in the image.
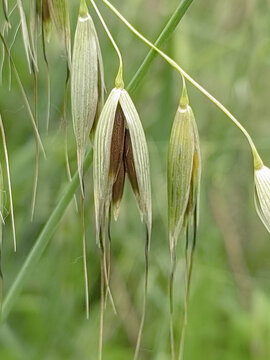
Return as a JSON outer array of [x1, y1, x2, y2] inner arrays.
[[167, 83, 201, 360], [93, 86, 152, 359], [71, 0, 104, 195]]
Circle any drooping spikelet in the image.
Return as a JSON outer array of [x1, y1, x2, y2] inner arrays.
[[167, 84, 201, 360], [93, 86, 152, 360], [93, 87, 152, 241], [168, 86, 201, 255], [254, 163, 270, 233], [71, 0, 104, 193]]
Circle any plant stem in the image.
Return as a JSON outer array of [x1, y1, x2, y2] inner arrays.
[[1, 151, 93, 321], [90, 0, 124, 88], [127, 0, 194, 94], [0, 115, 16, 252], [1, 0, 193, 321], [103, 0, 263, 165]]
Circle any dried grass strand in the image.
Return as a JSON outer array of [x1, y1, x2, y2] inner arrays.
[[0, 115, 16, 252]]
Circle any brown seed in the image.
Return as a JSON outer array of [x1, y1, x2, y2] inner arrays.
[[109, 105, 125, 180], [124, 130, 139, 194], [112, 161, 125, 206]]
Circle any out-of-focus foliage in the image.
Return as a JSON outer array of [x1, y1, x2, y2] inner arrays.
[[0, 0, 270, 359]]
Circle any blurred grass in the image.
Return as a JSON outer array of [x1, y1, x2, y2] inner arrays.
[[0, 0, 270, 359]]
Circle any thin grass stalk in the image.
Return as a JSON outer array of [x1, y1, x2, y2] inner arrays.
[[8, 22, 21, 91], [17, 0, 38, 73], [61, 67, 78, 212], [178, 208, 198, 360], [2, 0, 9, 24], [103, 0, 262, 165], [41, 17, 51, 133], [31, 70, 39, 221], [81, 194, 89, 319], [127, 0, 194, 94], [134, 228, 150, 360], [99, 256, 105, 360], [0, 115, 16, 252], [104, 208, 112, 308], [0, 4, 18, 85], [169, 250, 176, 360], [1, 150, 93, 322], [0, 32, 46, 158], [99, 227, 117, 314], [0, 162, 3, 310], [1, 0, 193, 322]]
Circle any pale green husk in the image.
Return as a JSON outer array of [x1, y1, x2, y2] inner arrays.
[[71, 0, 104, 191], [119, 89, 152, 234], [168, 103, 195, 252], [93, 87, 152, 241], [254, 165, 270, 233], [93, 88, 121, 242]]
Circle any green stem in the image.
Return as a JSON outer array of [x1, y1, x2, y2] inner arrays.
[[127, 0, 194, 94], [1, 0, 193, 321], [103, 0, 264, 167], [89, 0, 124, 88], [1, 151, 93, 321], [0, 31, 46, 159]]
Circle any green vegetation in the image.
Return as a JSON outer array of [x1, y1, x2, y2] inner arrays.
[[0, 1, 270, 359]]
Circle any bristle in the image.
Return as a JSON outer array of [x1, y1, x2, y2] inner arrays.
[[134, 226, 150, 360]]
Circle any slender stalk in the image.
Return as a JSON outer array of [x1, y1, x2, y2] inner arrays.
[[127, 0, 194, 94], [1, 0, 193, 321], [0, 115, 16, 252], [103, 0, 263, 166], [99, 256, 105, 360], [30, 70, 39, 221], [89, 0, 124, 88], [134, 228, 150, 360], [0, 32, 46, 158], [41, 19, 51, 133], [1, 151, 93, 322], [81, 194, 90, 319], [169, 248, 176, 360]]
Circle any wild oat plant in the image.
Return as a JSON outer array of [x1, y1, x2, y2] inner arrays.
[[0, 0, 269, 359]]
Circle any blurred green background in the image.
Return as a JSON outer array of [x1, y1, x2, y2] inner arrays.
[[1, 0, 270, 359]]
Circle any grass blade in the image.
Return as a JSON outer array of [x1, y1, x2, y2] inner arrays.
[[1, 150, 93, 322], [0, 32, 46, 158], [127, 0, 194, 94], [0, 115, 16, 252]]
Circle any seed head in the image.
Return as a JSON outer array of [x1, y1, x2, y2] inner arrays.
[[254, 164, 270, 233], [93, 87, 152, 243], [71, 0, 105, 193], [167, 88, 201, 254]]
